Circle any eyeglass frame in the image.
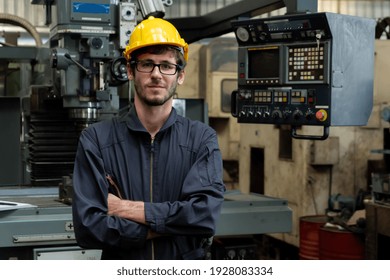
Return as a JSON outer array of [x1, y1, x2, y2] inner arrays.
[[129, 60, 183, 75]]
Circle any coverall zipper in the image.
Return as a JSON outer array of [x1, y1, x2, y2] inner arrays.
[[150, 136, 155, 260]]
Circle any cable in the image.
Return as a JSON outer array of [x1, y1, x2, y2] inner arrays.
[[0, 13, 42, 47]]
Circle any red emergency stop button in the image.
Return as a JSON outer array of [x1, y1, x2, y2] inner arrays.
[[316, 109, 328, 122]]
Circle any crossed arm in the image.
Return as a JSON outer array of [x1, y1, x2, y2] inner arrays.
[[107, 194, 161, 239], [107, 193, 146, 225]]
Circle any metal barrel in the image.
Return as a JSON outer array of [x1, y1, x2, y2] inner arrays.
[[319, 227, 365, 260], [299, 215, 328, 260]]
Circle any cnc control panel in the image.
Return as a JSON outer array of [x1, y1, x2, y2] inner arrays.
[[231, 12, 375, 138]]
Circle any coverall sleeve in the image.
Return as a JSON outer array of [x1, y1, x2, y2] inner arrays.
[[144, 131, 225, 236], [72, 127, 149, 249]]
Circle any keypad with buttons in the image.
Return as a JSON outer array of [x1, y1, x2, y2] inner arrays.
[[288, 45, 324, 82]]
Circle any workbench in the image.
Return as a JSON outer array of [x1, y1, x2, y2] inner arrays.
[[0, 187, 292, 259]]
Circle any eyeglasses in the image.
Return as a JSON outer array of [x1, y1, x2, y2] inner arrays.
[[131, 60, 182, 75]]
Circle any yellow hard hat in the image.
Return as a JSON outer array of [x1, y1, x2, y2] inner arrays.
[[123, 16, 188, 61]]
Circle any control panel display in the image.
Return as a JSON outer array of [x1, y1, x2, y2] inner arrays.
[[248, 47, 280, 81]]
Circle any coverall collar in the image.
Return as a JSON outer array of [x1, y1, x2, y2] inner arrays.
[[122, 105, 179, 134]]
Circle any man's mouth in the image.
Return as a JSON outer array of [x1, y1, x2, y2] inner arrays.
[[148, 84, 165, 90]]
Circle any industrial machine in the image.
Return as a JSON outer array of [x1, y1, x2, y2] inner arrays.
[[25, 0, 135, 186]]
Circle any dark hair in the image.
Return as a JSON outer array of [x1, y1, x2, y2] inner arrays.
[[129, 45, 186, 70]]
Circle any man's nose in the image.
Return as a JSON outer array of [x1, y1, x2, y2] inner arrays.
[[151, 65, 162, 76]]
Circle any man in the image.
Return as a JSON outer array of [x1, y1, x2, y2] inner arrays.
[[72, 16, 225, 260]]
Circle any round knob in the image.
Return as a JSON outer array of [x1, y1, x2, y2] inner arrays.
[[293, 110, 303, 120], [236, 27, 250, 42], [227, 249, 236, 260], [272, 110, 282, 119], [239, 249, 247, 259], [90, 37, 103, 49], [259, 32, 268, 41], [305, 110, 314, 120], [263, 111, 270, 118]]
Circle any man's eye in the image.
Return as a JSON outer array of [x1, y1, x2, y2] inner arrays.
[[141, 62, 153, 68], [161, 64, 174, 70]]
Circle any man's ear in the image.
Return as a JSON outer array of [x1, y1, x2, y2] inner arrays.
[[177, 70, 185, 85], [127, 63, 134, 80]]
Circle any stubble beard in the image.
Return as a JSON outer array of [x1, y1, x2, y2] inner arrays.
[[135, 83, 177, 107]]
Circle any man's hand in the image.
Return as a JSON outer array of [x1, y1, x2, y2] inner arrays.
[[107, 193, 146, 225]]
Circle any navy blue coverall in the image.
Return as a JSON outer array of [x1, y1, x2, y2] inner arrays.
[[72, 106, 225, 259]]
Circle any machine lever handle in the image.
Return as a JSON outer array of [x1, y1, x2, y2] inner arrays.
[[291, 125, 329, 140], [64, 53, 91, 75]]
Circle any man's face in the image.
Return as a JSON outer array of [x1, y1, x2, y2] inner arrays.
[[128, 50, 185, 107]]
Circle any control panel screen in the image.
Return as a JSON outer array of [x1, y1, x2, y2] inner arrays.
[[248, 47, 279, 79]]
